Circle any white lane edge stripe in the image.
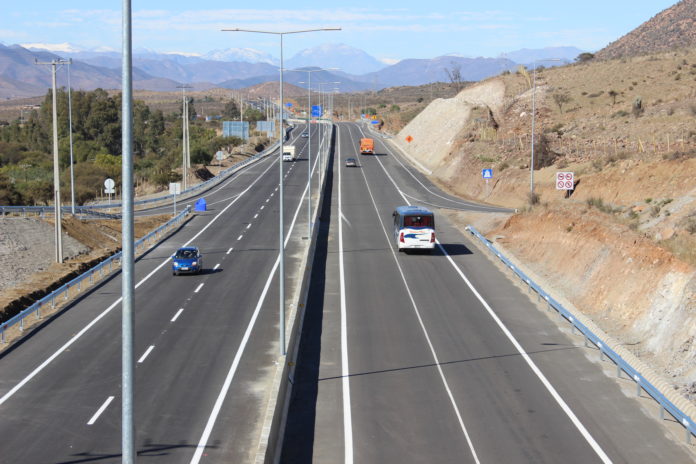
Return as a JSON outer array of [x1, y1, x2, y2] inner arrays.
[[364, 123, 612, 464], [137, 345, 155, 364], [0, 153, 278, 407], [338, 126, 355, 464], [87, 396, 115, 425], [189, 128, 325, 464], [347, 123, 479, 462]]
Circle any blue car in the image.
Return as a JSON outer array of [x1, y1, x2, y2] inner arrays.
[[172, 246, 203, 275]]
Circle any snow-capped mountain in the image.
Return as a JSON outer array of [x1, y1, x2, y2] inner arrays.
[[286, 43, 386, 75], [204, 48, 277, 65]]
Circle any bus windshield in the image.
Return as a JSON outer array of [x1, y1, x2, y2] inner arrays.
[[404, 215, 433, 228]]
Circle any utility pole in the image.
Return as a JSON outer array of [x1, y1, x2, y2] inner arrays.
[[67, 61, 76, 214], [177, 85, 192, 190], [35, 58, 70, 263]]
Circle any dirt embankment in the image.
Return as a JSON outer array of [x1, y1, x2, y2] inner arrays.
[[394, 52, 696, 399], [0, 215, 171, 322]]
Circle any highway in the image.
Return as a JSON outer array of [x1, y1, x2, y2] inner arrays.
[[0, 122, 329, 463], [281, 122, 693, 463]]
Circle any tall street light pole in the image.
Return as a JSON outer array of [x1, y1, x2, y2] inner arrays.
[[35, 58, 70, 263], [120, 0, 136, 462], [67, 61, 76, 214], [177, 85, 192, 190], [223, 27, 341, 357], [530, 58, 563, 197]]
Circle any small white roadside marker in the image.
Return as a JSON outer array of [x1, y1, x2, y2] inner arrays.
[[138, 345, 155, 364], [171, 308, 184, 322], [87, 396, 114, 425], [194, 283, 204, 293]]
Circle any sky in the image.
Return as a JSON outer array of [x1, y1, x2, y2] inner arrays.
[[0, 1, 678, 62]]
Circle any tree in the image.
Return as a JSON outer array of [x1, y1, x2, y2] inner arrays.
[[222, 100, 240, 119], [608, 90, 619, 105], [553, 91, 572, 114], [444, 62, 464, 92], [576, 52, 595, 63]]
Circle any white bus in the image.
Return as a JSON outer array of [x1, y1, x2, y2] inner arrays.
[[392, 206, 435, 252]]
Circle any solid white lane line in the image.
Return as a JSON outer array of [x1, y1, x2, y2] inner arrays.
[[137, 345, 155, 364], [171, 308, 184, 322], [246, 223, 251, 230], [254, 213, 258, 219], [237, 235, 243, 241], [226, 247, 233, 255], [189, 141, 321, 464], [87, 396, 115, 425], [337, 127, 355, 464], [0, 150, 279, 408], [350, 125, 479, 463], [367, 124, 612, 464], [213, 263, 220, 270], [194, 283, 204, 293]]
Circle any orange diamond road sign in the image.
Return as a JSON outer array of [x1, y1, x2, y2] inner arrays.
[[406, 135, 413, 143]]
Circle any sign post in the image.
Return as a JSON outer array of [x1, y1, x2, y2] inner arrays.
[[482, 168, 493, 195], [169, 182, 181, 214], [556, 172, 575, 195], [104, 178, 115, 205]]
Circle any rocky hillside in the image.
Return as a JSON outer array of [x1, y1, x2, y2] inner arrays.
[[596, 0, 696, 60]]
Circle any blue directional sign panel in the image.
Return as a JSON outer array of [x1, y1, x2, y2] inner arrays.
[[285, 102, 293, 107], [371, 120, 380, 125], [482, 168, 493, 179], [311, 105, 323, 117]]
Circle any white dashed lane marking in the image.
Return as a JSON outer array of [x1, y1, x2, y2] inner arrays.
[[87, 396, 114, 425], [237, 235, 243, 241], [138, 345, 155, 364], [194, 283, 204, 293], [214, 263, 220, 270], [227, 247, 233, 254], [171, 308, 184, 322], [246, 224, 251, 229]]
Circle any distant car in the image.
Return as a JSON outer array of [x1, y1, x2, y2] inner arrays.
[[301, 132, 309, 138], [172, 246, 203, 275], [345, 157, 357, 167]]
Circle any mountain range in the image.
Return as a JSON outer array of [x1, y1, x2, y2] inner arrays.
[[0, 42, 583, 100]]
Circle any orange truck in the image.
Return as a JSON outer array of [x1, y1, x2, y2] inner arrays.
[[360, 138, 374, 155]]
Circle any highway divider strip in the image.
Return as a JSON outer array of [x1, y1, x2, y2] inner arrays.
[[0, 206, 192, 347], [465, 225, 696, 445]]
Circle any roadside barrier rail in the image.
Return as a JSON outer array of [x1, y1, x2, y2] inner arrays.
[[465, 225, 696, 444], [0, 205, 121, 219], [0, 206, 192, 344]]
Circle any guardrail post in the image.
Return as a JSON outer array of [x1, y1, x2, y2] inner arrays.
[[584, 334, 589, 347], [660, 406, 665, 420], [686, 426, 692, 444], [20, 318, 24, 332], [1, 328, 5, 343], [51, 295, 56, 309], [64, 287, 69, 301], [616, 366, 622, 378]]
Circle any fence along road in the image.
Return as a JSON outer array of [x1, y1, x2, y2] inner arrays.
[[0, 123, 329, 464], [280, 122, 692, 463]]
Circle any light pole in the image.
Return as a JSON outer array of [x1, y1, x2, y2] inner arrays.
[[223, 27, 341, 357], [67, 61, 76, 214], [177, 85, 192, 190], [35, 58, 70, 263], [530, 58, 563, 197]]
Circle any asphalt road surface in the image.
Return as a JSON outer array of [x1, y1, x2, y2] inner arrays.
[[0, 122, 329, 464], [281, 122, 693, 464]]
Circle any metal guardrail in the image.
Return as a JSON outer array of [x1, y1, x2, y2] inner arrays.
[[83, 141, 281, 210], [0, 205, 192, 344], [0, 205, 121, 219], [465, 225, 696, 444]]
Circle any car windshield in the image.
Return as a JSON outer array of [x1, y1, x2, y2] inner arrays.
[[175, 249, 196, 259], [404, 215, 433, 227]]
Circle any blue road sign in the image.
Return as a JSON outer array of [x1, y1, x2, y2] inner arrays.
[[285, 102, 293, 107], [371, 120, 379, 125], [311, 105, 323, 117], [482, 168, 493, 179]]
